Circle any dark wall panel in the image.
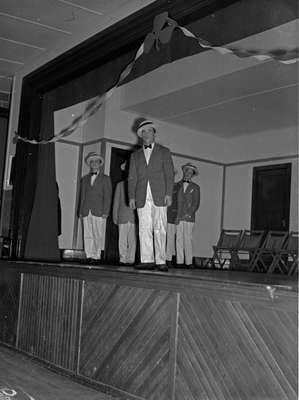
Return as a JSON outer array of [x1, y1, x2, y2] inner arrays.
[[0, 268, 20, 345], [17, 273, 81, 371]]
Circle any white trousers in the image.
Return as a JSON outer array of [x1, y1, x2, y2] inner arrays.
[[118, 222, 136, 264], [83, 212, 106, 259], [166, 223, 176, 261], [176, 221, 194, 265], [137, 200, 167, 265]]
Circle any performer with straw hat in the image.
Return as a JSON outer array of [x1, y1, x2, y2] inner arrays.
[[78, 152, 112, 264]]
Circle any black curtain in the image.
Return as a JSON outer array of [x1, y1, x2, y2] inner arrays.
[[24, 92, 59, 260]]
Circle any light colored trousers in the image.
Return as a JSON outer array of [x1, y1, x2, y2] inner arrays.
[[137, 199, 167, 265], [83, 212, 106, 259], [166, 223, 176, 261], [176, 221, 194, 265], [118, 222, 136, 264]]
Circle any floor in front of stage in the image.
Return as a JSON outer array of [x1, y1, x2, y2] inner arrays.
[[0, 346, 119, 400]]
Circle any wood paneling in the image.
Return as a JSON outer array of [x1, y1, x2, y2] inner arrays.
[[175, 294, 298, 400], [0, 268, 20, 345], [0, 261, 297, 400], [17, 273, 82, 371], [79, 281, 174, 400]]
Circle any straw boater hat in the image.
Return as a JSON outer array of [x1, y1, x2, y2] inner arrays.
[[137, 120, 156, 137], [181, 162, 199, 176], [84, 152, 104, 166]]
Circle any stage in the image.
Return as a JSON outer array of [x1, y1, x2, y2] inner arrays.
[[0, 259, 297, 400]]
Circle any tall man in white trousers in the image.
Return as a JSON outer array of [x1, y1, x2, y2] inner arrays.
[[78, 152, 112, 265], [128, 120, 174, 271], [176, 163, 200, 268]]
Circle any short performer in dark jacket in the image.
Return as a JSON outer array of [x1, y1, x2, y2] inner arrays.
[[78, 152, 112, 264], [176, 163, 200, 268], [113, 161, 137, 266]]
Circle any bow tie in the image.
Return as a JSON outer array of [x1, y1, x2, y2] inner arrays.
[[91, 172, 98, 176], [144, 144, 152, 149], [183, 180, 190, 183]]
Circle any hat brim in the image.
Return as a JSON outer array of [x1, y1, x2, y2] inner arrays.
[[137, 125, 156, 137], [182, 165, 199, 176], [85, 156, 104, 166]]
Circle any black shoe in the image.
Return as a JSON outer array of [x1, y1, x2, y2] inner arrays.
[[118, 262, 127, 266], [134, 262, 155, 270], [185, 264, 195, 269], [91, 258, 101, 265], [126, 262, 135, 267], [175, 264, 185, 269], [166, 260, 173, 268], [157, 264, 168, 272]]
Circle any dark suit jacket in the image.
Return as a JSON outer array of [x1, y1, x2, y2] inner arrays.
[[128, 143, 174, 208], [176, 180, 200, 223], [78, 172, 112, 217], [167, 182, 179, 224]]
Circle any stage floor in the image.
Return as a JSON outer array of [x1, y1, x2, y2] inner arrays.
[[0, 346, 119, 400], [54, 260, 298, 291]]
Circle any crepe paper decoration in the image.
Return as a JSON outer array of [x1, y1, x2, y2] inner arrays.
[[144, 12, 178, 53]]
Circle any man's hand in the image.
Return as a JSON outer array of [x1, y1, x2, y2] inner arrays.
[[129, 199, 136, 209], [165, 195, 172, 207], [102, 214, 108, 219]]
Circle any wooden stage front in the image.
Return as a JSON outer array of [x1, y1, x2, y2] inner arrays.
[[0, 260, 297, 400]]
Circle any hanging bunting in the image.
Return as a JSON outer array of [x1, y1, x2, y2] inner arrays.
[[15, 12, 298, 145], [179, 26, 299, 65]]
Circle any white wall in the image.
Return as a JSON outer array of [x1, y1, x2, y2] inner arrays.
[[223, 127, 298, 231], [105, 87, 228, 162], [223, 157, 298, 231], [225, 126, 298, 163]]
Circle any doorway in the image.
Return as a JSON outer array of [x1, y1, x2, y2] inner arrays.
[[251, 163, 292, 231], [105, 146, 135, 263]]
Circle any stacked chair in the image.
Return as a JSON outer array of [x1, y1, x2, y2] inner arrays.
[[267, 231, 298, 276], [233, 230, 264, 271], [249, 231, 289, 273], [211, 229, 243, 269], [211, 229, 298, 275]]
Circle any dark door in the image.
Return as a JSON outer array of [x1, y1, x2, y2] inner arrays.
[[105, 147, 134, 264], [251, 163, 291, 231]]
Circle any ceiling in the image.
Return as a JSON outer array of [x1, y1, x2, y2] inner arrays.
[[0, 0, 150, 108], [122, 20, 298, 137]]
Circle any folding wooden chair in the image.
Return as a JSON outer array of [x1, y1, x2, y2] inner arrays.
[[234, 230, 264, 271], [268, 231, 298, 275], [211, 229, 243, 269], [249, 231, 289, 273]]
